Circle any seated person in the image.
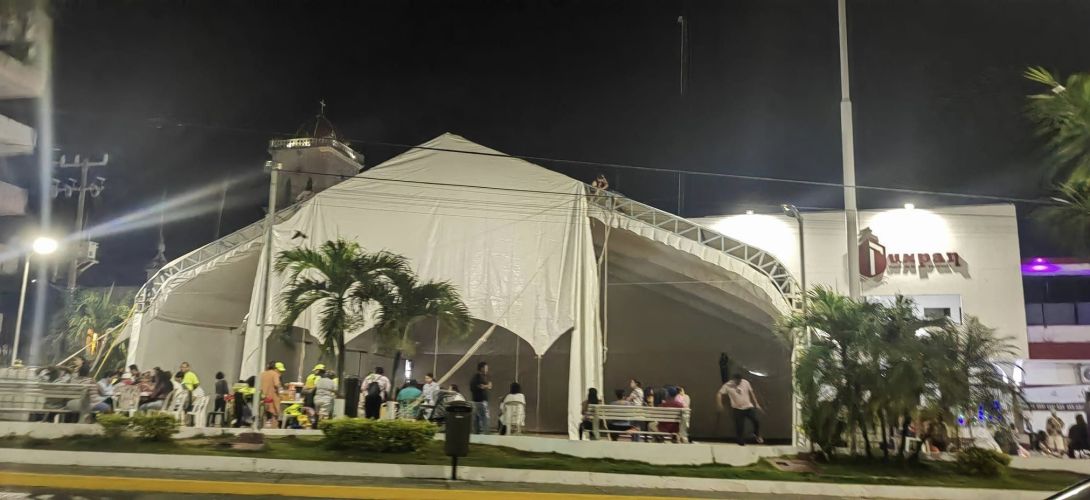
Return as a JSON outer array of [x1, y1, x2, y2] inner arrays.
[[138, 369, 174, 411], [500, 382, 527, 435], [606, 389, 636, 440], [657, 386, 685, 442], [66, 363, 110, 419], [396, 380, 423, 418]]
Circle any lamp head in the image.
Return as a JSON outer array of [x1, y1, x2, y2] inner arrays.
[[31, 236, 58, 255]]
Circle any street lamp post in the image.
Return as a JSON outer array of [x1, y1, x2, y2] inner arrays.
[[12, 236, 58, 366], [782, 204, 807, 316], [837, 0, 861, 299]]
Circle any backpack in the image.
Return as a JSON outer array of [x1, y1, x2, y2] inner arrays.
[[366, 381, 381, 398]]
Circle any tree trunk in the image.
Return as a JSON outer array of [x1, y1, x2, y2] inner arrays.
[[336, 337, 346, 397], [391, 350, 402, 389], [880, 410, 889, 461], [860, 410, 873, 459]]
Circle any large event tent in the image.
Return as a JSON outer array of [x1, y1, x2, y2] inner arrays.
[[126, 133, 796, 440]]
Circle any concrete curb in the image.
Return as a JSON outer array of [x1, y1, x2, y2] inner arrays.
[[0, 448, 1049, 499]]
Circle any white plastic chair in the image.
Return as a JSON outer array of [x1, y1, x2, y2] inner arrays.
[[186, 395, 210, 427], [501, 400, 526, 435], [114, 385, 140, 417], [165, 388, 188, 421]]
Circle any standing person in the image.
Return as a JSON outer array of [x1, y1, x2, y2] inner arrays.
[[213, 372, 229, 422], [470, 362, 493, 434], [1047, 410, 1066, 455], [626, 379, 644, 406], [422, 373, 440, 406], [1070, 414, 1089, 458], [303, 364, 325, 409], [717, 372, 764, 445], [361, 367, 390, 420], [179, 362, 200, 392], [314, 371, 337, 419], [260, 361, 284, 428]]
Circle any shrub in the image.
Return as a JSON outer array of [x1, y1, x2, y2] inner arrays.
[[955, 447, 1011, 477], [97, 413, 131, 438], [131, 413, 180, 441], [319, 418, 437, 453]]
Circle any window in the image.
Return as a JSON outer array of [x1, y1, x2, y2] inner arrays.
[[924, 307, 952, 320]]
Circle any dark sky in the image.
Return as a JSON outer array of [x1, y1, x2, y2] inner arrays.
[[36, 0, 1090, 286]]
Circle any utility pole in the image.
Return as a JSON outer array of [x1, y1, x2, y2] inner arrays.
[[837, 0, 861, 299], [55, 154, 108, 290]]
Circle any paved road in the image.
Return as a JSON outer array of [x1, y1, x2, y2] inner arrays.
[[0, 465, 845, 499]]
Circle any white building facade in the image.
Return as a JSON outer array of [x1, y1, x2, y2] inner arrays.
[[693, 203, 1029, 358]]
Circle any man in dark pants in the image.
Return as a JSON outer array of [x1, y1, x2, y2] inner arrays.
[[470, 361, 492, 434], [716, 372, 764, 445]]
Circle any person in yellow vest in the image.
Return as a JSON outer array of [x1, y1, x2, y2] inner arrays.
[[179, 362, 200, 391], [303, 364, 325, 409]]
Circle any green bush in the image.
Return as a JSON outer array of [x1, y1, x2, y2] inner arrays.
[[131, 413, 180, 441], [955, 447, 1011, 477], [319, 418, 437, 452], [97, 413, 131, 438]]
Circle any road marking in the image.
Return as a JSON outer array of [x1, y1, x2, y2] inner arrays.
[[0, 471, 686, 499]]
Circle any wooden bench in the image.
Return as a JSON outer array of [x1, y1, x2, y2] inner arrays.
[[588, 404, 690, 443], [0, 379, 91, 423]]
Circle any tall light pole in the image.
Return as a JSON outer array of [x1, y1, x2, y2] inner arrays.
[[837, 0, 861, 299], [12, 236, 59, 366], [252, 160, 281, 430]]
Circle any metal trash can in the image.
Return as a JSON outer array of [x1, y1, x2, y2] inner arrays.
[[444, 400, 473, 458]]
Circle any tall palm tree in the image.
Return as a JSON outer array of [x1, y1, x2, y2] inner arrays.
[[47, 286, 132, 367], [1025, 67, 1090, 179], [275, 239, 407, 392], [368, 269, 472, 386]]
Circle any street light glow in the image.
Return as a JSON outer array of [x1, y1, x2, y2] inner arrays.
[[31, 236, 58, 255], [903, 203, 915, 210]]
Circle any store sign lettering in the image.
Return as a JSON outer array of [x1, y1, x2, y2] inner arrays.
[[858, 229, 962, 279]]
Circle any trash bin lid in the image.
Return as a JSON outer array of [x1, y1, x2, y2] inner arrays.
[[445, 400, 473, 413]]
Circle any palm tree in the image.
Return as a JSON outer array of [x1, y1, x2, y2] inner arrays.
[[1025, 67, 1090, 180], [780, 287, 881, 458], [923, 316, 1018, 448], [368, 269, 472, 387], [872, 296, 946, 459], [275, 239, 408, 392], [1036, 178, 1090, 255], [46, 286, 132, 368]]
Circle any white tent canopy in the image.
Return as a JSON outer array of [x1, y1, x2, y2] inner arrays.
[[127, 133, 793, 439], [240, 134, 601, 436]]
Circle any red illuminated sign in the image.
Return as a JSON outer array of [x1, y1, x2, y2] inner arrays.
[[858, 228, 961, 278]]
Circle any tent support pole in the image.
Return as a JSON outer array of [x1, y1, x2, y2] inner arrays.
[[514, 341, 520, 383], [433, 322, 439, 376], [252, 161, 280, 430], [535, 355, 542, 432]]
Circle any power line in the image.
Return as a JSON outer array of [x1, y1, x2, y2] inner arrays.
[[54, 109, 1056, 206]]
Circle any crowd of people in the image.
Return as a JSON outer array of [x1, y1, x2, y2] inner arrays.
[[575, 372, 764, 444]]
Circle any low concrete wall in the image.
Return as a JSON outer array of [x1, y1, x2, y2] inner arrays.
[[0, 448, 1049, 499], [467, 433, 795, 466]]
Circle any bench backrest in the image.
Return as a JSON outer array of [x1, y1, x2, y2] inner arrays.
[[0, 380, 90, 413], [588, 404, 689, 422]]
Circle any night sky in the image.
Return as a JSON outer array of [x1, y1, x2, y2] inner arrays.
[[27, 0, 1090, 286]]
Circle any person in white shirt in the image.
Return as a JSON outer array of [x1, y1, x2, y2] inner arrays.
[[422, 373, 440, 405], [499, 382, 527, 435], [361, 367, 391, 420], [626, 379, 645, 406], [717, 373, 763, 445]]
